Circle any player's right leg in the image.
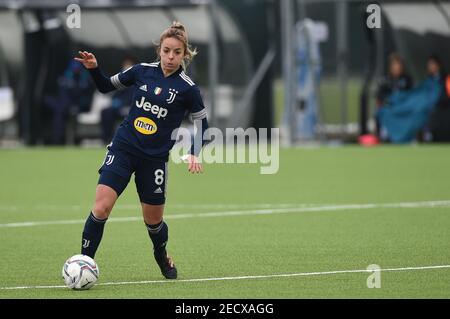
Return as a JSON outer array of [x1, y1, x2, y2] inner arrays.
[[81, 146, 133, 258], [81, 185, 118, 258]]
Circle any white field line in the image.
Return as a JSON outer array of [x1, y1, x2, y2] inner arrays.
[[0, 203, 307, 212], [0, 200, 450, 229], [1, 264, 450, 291], [0, 204, 315, 228]]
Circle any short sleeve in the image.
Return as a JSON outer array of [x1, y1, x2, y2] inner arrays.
[[188, 86, 207, 120], [110, 64, 140, 90]]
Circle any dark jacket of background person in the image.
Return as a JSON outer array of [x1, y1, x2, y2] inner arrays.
[[44, 60, 94, 144], [376, 74, 413, 106], [54, 60, 94, 112]]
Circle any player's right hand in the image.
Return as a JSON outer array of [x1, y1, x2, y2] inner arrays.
[[74, 51, 98, 69]]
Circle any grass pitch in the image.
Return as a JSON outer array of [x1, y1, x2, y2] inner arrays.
[[0, 145, 449, 298]]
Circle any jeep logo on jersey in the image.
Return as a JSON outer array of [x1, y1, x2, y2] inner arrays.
[[135, 97, 168, 118], [134, 117, 158, 135]]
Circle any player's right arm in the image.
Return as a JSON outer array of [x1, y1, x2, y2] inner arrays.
[[75, 51, 136, 94]]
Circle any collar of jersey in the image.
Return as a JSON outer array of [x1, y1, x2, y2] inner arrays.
[[156, 61, 183, 79]]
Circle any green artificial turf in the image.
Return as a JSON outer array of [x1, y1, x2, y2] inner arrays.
[[0, 145, 449, 298]]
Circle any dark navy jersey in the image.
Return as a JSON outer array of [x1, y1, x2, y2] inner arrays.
[[106, 62, 207, 161]]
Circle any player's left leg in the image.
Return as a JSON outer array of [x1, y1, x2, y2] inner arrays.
[[135, 160, 177, 279], [141, 203, 177, 279]]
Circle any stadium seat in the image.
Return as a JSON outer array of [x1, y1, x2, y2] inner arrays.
[[70, 91, 112, 144], [77, 91, 111, 125]]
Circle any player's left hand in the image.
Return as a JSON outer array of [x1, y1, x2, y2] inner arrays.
[[186, 154, 203, 174]]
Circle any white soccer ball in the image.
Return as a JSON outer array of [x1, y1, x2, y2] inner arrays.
[[62, 254, 99, 290]]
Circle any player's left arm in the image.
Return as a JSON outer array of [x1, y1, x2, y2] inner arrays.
[[186, 86, 209, 174]]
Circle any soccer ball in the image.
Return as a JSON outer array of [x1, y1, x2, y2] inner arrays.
[[62, 254, 99, 290]]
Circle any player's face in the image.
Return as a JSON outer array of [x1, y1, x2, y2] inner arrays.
[[160, 37, 185, 75]]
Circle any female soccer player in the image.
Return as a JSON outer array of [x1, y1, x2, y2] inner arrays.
[[74, 22, 208, 279]]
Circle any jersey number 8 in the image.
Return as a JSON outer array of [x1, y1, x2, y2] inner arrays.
[[154, 169, 165, 186]]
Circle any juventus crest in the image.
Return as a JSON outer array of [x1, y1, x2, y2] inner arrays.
[[166, 88, 178, 104]]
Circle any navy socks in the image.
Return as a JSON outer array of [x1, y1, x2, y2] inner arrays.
[[81, 212, 168, 259], [81, 212, 107, 258], [146, 220, 168, 251]]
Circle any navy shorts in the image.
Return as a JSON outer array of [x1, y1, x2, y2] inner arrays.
[[97, 146, 168, 205]]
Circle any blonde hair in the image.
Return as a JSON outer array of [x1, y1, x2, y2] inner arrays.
[[156, 21, 198, 70]]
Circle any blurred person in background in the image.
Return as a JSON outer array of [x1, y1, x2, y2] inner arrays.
[[43, 60, 95, 144], [375, 53, 413, 138], [426, 55, 449, 109], [422, 55, 450, 141], [100, 55, 136, 144], [74, 22, 209, 280], [377, 54, 444, 143]]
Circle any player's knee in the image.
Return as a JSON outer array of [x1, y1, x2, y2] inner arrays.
[[144, 215, 163, 226], [93, 201, 113, 220], [142, 203, 164, 225]]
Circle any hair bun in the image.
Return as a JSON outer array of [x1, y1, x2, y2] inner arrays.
[[171, 21, 186, 32]]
